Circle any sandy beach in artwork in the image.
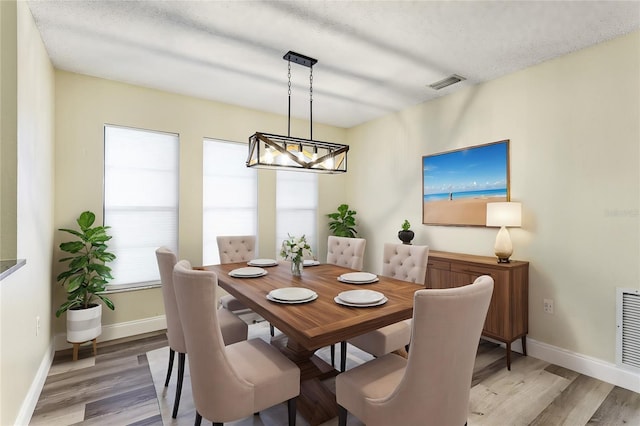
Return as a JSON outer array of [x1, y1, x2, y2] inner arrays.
[[423, 196, 507, 226]]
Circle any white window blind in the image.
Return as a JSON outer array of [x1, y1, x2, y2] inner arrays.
[[104, 125, 179, 288], [203, 139, 257, 265], [276, 171, 318, 258]]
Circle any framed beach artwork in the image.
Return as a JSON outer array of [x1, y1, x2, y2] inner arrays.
[[422, 140, 510, 226]]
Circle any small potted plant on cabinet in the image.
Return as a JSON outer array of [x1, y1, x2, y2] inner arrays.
[[327, 203, 358, 238], [398, 219, 414, 245], [56, 211, 116, 359]]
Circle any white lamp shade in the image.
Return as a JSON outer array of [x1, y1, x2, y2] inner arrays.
[[486, 202, 522, 227]]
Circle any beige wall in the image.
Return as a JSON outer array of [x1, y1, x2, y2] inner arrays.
[[0, 1, 55, 424], [346, 31, 640, 363], [53, 71, 348, 334]]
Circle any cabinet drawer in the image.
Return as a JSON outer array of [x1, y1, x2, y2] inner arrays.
[[428, 259, 450, 271], [451, 263, 500, 278]]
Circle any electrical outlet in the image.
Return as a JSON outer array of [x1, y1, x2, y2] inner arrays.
[[36, 316, 41, 336], [543, 299, 554, 314]]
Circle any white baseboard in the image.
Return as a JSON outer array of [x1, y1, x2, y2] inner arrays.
[[54, 315, 167, 351], [526, 338, 640, 393], [16, 342, 55, 426]]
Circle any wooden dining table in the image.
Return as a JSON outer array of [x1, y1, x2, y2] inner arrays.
[[203, 261, 421, 425]]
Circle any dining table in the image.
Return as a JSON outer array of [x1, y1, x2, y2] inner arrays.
[[203, 260, 421, 425]]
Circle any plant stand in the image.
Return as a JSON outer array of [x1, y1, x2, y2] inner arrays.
[[69, 338, 98, 361]]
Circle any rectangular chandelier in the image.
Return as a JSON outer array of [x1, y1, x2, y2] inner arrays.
[[247, 51, 349, 174], [247, 132, 348, 173]]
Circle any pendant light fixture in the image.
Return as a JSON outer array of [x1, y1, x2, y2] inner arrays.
[[247, 51, 349, 173]]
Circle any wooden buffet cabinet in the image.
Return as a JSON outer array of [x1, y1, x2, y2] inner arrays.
[[425, 250, 529, 370]]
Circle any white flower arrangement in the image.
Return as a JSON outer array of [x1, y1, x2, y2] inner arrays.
[[280, 234, 312, 265]]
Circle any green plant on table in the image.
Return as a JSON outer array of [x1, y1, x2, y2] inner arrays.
[[401, 219, 411, 231]]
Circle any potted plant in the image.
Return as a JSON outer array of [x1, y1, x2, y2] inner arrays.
[[56, 211, 116, 345], [398, 219, 414, 245], [327, 204, 358, 238]]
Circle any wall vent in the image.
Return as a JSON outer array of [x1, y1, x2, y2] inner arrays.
[[428, 74, 466, 90], [616, 288, 640, 371]]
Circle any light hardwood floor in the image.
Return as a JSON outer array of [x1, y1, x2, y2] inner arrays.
[[31, 322, 640, 426]]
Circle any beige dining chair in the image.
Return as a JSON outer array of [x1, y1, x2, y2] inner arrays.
[[172, 259, 300, 426], [336, 275, 494, 426], [216, 235, 275, 336], [156, 247, 248, 419], [339, 243, 429, 372], [327, 235, 367, 367]]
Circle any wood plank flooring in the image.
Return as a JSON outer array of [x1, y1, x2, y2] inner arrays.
[[30, 322, 640, 426]]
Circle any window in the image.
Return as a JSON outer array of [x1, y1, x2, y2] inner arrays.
[[276, 171, 318, 257], [104, 125, 179, 288], [203, 139, 257, 265]]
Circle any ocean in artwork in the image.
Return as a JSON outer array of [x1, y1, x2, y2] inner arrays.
[[423, 188, 507, 202]]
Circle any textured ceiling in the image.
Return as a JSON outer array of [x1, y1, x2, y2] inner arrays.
[[27, 0, 640, 128]]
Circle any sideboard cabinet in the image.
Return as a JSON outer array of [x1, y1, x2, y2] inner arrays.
[[426, 250, 529, 370]]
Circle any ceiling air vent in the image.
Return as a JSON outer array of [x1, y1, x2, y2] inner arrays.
[[428, 74, 466, 90]]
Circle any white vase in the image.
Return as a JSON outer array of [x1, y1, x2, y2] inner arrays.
[[66, 304, 102, 343]]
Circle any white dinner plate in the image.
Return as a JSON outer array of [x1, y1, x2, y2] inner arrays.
[[269, 287, 317, 302], [337, 276, 379, 284], [303, 259, 320, 266], [338, 272, 378, 283], [337, 289, 385, 305], [334, 296, 388, 308], [267, 293, 318, 304], [229, 267, 267, 278], [247, 258, 278, 267]]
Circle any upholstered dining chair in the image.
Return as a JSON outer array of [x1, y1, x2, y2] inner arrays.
[[326, 235, 367, 367], [327, 235, 366, 270], [339, 243, 429, 372], [155, 247, 248, 419], [172, 259, 300, 426], [216, 235, 275, 336], [336, 275, 494, 426]]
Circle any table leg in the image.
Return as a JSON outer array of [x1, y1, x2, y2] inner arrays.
[[521, 336, 527, 356], [272, 336, 339, 425]]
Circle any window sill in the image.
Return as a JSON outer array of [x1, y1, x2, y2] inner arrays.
[[103, 281, 161, 294]]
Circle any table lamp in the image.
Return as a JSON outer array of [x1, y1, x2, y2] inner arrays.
[[486, 202, 521, 263]]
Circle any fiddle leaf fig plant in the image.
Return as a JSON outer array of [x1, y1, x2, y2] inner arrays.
[[327, 203, 358, 238], [401, 219, 411, 231], [56, 211, 116, 317]]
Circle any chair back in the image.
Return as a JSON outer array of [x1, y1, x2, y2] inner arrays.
[[172, 260, 253, 421], [327, 236, 366, 271], [155, 247, 186, 353], [378, 275, 494, 425], [216, 235, 256, 263], [381, 243, 429, 284]]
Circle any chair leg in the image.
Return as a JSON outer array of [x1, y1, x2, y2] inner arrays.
[[338, 405, 348, 426], [172, 352, 186, 418], [330, 344, 335, 367], [340, 341, 347, 372], [164, 348, 175, 387], [287, 397, 297, 426], [194, 411, 202, 426], [270, 323, 275, 336]]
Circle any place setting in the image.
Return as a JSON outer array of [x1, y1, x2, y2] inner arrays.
[[303, 259, 320, 266], [267, 287, 318, 304], [228, 266, 268, 278], [337, 271, 379, 284], [247, 258, 278, 267], [334, 289, 387, 307]]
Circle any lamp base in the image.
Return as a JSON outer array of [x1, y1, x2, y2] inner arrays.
[[494, 226, 513, 264]]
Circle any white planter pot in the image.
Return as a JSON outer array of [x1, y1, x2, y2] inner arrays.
[[66, 304, 102, 343]]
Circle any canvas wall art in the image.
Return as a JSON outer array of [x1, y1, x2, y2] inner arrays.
[[422, 140, 510, 226]]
